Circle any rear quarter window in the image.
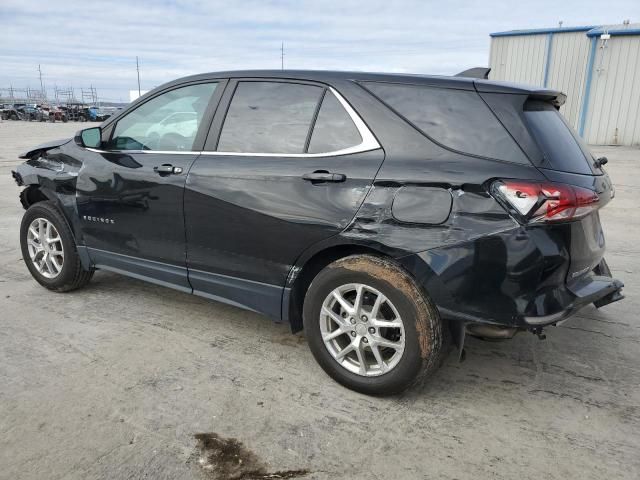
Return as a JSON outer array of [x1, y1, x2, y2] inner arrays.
[[308, 91, 362, 154], [362, 82, 529, 164]]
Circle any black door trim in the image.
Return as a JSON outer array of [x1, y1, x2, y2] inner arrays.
[[86, 247, 284, 320], [87, 247, 191, 292], [189, 268, 283, 320]]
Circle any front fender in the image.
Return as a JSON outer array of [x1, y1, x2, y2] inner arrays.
[[13, 143, 87, 266]]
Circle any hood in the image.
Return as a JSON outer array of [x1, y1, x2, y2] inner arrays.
[[19, 138, 72, 159]]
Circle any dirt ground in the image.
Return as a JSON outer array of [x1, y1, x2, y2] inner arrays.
[[0, 120, 639, 480]]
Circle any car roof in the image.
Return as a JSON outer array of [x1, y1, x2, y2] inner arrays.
[[164, 69, 562, 96]]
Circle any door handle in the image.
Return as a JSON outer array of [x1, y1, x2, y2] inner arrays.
[[154, 164, 183, 175], [302, 171, 346, 183]]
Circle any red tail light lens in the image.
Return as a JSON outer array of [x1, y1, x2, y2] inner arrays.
[[491, 180, 599, 223]]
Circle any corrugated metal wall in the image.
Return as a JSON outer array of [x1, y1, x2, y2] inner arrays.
[[488, 27, 640, 146], [583, 35, 640, 145], [546, 32, 591, 129], [489, 34, 547, 86]]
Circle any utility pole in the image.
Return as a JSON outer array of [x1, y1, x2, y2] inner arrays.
[[136, 56, 141, 96], [38, 64, 45, 97], [281, 42, 285, 70]]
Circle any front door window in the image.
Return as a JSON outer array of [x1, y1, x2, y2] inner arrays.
[[109, 83, 218, 151]]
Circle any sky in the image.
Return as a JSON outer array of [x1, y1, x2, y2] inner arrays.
[[1, 0, 638, 103]]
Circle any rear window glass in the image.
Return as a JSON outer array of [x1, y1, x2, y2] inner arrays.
[[524, 101, 596, 175], [363, 82, 528, 164], [218, 81, 323, 154]]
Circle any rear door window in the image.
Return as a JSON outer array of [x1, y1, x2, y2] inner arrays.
[[308, 91, 362, 153], [523, 101, 597, 175], [362, 82, 528, 164], [217, 81, 323, 154]]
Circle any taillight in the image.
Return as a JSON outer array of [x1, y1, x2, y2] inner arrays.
[[491, 180, 599, 224]]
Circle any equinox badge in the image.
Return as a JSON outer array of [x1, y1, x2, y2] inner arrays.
[[83, 215, 115, 224]]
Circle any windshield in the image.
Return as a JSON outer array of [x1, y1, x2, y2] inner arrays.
[[524, 101, 599, 175]]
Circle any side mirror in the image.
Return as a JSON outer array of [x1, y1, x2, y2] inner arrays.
[[76, 126, 102, 148]]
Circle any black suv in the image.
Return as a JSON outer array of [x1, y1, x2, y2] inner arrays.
[[11, 70, 624, 395]]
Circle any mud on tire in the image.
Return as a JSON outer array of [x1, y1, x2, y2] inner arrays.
[[303, 254, 443, 395]]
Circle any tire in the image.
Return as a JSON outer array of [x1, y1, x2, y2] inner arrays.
[[20, 201, 93, 292], [303, 254, 442, 395]]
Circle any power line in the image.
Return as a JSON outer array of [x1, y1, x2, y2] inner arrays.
[[37, 64, 44, 96], [136, 56, 141, 96]]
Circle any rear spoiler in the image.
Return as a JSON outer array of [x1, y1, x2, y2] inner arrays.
[[474, 79, 567, 108], [529, 91, 567, 109], [455, 67, 491, 79]]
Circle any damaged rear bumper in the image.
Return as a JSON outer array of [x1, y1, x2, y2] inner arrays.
[[398, 225, 625, 331], [524, 274, 624, 326]]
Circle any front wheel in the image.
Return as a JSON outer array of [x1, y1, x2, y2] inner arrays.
[[20, 201, 94, 292], [303, 255, 442, 395]]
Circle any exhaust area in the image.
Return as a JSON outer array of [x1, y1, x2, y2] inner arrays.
[[465, 324, 520, 339]]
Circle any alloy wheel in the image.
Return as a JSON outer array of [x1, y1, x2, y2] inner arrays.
[[320, 283, 405, 376], [26, 217, 64, 279]]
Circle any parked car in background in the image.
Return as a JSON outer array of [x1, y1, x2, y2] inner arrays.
[[46, 106, 68, 123], [2, 104, 22, 120], [86, 106, 112, 122], [64, 103, 89, 122], [41, 105, 68, 122], [35, 105, 49, 122], [16, 105, 48, 122], [15, 105, 34, 120], [11, 70, 624, 395], [87, 107, 98, 121], [1, 104, 19, 120], [99, 107, 110, 121]]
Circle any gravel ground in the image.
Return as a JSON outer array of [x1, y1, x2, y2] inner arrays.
[[0, 120, 639, 480]]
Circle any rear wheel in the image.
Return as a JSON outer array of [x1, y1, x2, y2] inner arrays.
[[20, 201, 93, 292], [303, 254, 442, 395]]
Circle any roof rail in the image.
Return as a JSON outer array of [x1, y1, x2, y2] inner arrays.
[[455, 67, 491, 79]]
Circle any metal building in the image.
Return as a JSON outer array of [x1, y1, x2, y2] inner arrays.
[[489, 23, 640, 146]]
